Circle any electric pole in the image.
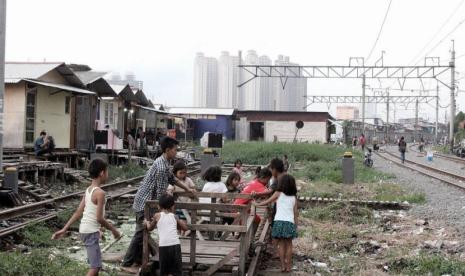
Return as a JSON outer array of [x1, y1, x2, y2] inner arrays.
[[0, 0, 6, 171], [415, 98, 419, 141], [386, 89, 389, 142], [435, 84, 439, 144], [449, 40, 456, 152], [362, 74, 366, 132]]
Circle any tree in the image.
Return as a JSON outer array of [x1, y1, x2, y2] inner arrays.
[[454, 111, 465, 134]]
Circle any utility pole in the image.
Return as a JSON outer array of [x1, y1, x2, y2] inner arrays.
[[238, 50, 243, 111], [386, 89, 390, 142], [449, 40, 456, 152], [415, 98, 419, 141], [362, 74, 366, 132], [0, 0, 6, 171], [435, 84, 439, 144]]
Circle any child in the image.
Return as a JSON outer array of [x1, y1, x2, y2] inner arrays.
[[145, 194, 188, 276], [222, 172, 241, 225], [254, 174, 298, 273], [52, 158, 121, 276], [232, 159, 246, 190], [283, 155, 289, 172], [199, 166, 227, 204], [167, 161, 196, 199]]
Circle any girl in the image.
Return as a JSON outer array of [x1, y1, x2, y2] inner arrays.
[[254, 174, 298, 272], [167, 161, 196, 199], [232, 159, 246, 190], [199, 166, 227, 204], [222, 172, 241, 225]]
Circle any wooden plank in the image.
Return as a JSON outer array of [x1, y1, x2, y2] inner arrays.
[[146, 201, 249, 212], [142, 205, 150, 269], [175, 191, 253, 200], [190, 209, 197, 267], [188, 224, 246, 233], [220, 217, 240, 241], [203, 247, 239, 276], [238, 210, 249, 275], [209, 198, 217, 240], [247, 219, 270, 276]]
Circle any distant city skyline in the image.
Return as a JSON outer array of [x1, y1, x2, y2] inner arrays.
[[193, 50, 307, 111]]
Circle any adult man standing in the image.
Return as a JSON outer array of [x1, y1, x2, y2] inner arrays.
[[122, 137, 195, 272], [398, 136, 407, 164]]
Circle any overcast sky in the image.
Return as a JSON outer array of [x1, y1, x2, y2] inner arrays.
[[5, 0, 465, 122]]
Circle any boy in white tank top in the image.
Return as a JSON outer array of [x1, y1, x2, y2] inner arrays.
[[145, 194, 188, 276], [52, 158, 121, 276]]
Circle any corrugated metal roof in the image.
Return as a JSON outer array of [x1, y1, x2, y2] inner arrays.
[[135, 104, 169, 114], [25, 79, 96, 95], [6, 62, 85, 87], [110, 84, 137, 102], [168, 107, 235, 116], [5, 62, 62, 82], [74, 71, 108, 84]]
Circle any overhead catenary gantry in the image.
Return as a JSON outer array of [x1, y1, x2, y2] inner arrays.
[[304, 95, 437, 105], [237, 46, 456, 151]]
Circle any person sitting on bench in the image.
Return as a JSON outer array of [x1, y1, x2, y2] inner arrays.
[[34, 130, 55, 156]]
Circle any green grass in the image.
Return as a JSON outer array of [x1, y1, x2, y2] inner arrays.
[[389, 254, 465, 275], [374, 184, 426, 204], [302, 202, 373, 225], [21, 222, 58, 248], [108, 163, 146, 181], [0, 249, 89, 276], [222, 142, 392, 183]]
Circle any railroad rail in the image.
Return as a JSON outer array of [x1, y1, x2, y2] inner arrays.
[[0, 166, 201, 238], [375, 150, 465, 191], [408, 144, 465, 165]]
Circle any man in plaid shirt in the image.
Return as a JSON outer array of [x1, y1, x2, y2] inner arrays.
[[122, 137, 195, 271]]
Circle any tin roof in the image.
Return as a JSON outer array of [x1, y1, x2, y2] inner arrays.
[[5, 62, 85, 87], [235, 110, 333, 122], [168, 107, 235, 116], [110, 84, 137, 102], [25, 79, 96, 95], [74, 70, 108, 85]]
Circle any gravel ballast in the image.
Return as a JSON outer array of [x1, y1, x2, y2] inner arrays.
[[373, 153, 465, 235]]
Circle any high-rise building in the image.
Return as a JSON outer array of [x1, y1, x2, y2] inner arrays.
[[242, 50, 273, 110], [218, 51, 240, 108], [273, 55, 307, 111], [336, 106, 360, 120], [193, 51, 306, 111], [193, 52, 218, 108]]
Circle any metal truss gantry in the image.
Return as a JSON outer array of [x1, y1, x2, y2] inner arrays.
[[237, 65, 451, 88], [305, 95, 437, 106]]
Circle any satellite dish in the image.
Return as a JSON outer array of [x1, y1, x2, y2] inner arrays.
[[296, 121, 304, 129]]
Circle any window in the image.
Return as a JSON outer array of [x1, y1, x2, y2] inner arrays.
[[104, 102, 114, 126], [65, 96, 71, 114], [25, 90, 37, 144]]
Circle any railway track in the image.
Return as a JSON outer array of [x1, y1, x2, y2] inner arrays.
[[0, 167, 201, 238], [409, 144, 465, 164], [375, 150, 465, 191]]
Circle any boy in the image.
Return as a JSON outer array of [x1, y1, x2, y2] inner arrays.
[[123, 137, 195, 271], [145, 194, 188, 276], [52, 158, 121, 276]]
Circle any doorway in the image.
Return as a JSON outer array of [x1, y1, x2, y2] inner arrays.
[[249, 122, 264, 141]]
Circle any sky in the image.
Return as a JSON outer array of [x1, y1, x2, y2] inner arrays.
[[4, 0, 465, 122]]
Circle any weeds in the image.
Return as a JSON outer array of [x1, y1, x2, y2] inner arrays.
[[389, 254, 465, 275], [108, 163, 146, 181], [21, 222, 57, 247], [0, 249, 89, 276], [302, 202, 373, 225]]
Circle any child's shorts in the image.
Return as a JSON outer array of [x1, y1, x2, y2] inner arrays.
[[159, 244, 182, 276], [80, 232, 102, 269]]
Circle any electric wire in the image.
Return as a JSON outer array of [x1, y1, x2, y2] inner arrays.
[[366, 0, 393, 63]]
